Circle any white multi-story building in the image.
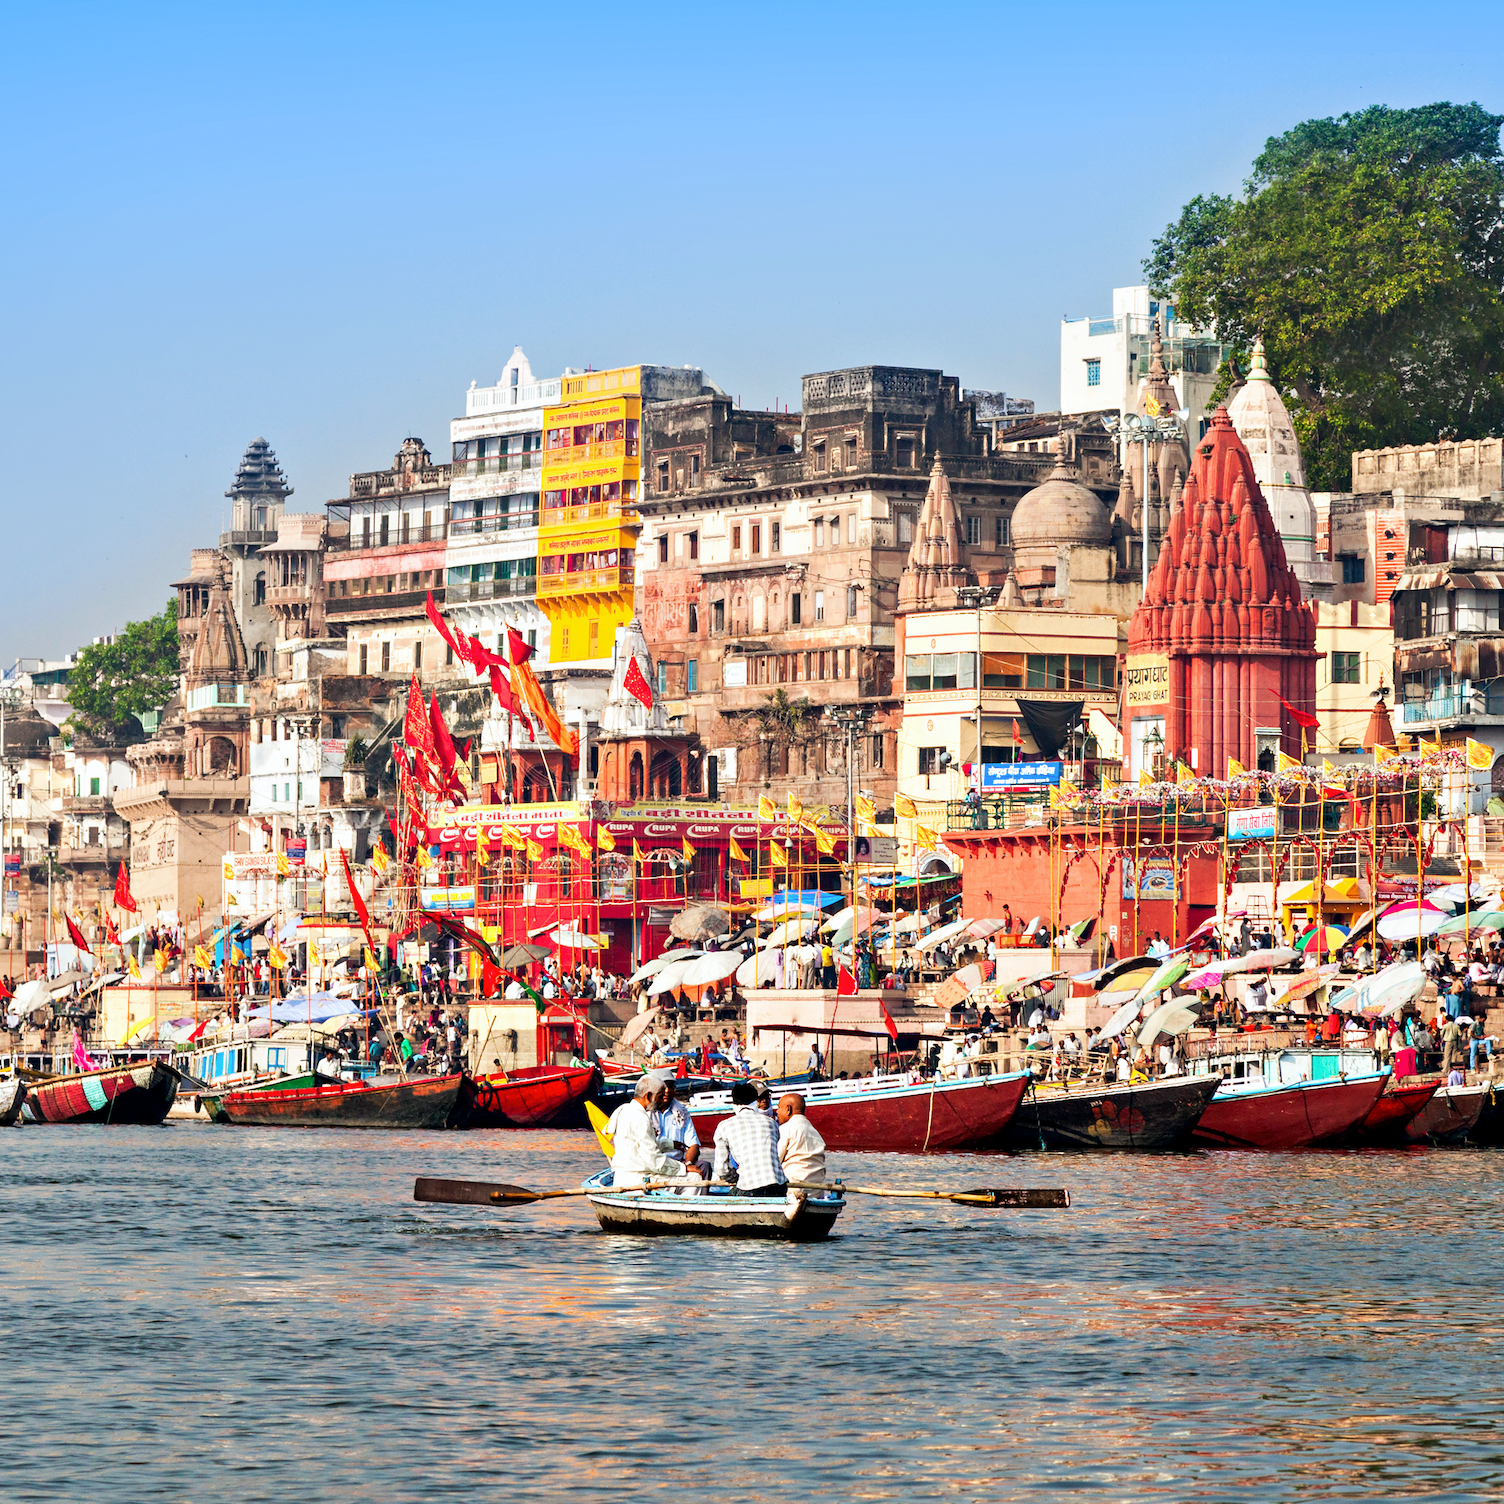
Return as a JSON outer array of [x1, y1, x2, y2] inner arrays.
[[445, 347, 560, 661], [1060, 285, 1229, 438]]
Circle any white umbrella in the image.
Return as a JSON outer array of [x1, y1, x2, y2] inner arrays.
[[552, 926, 605, 950], [1376, 907, 1448, 942], [647, 957, 699, 996], [1137, 1000, 1200, 1048], [1218, 947, 1300, 976], [1097, 995, 1143, 1039], [11, 978, 49, 1014], [760, 918, 819, 949], [628, 950, 701, 985], [681, 951, 743, 988], [736, 951, 782, 989], [918, 918, 970, 952], [1331, 961, 1427, 1018]]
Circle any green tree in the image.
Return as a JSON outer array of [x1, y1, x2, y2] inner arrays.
[[67, 600, 179, 738], [1145, 103, 1504, 490]]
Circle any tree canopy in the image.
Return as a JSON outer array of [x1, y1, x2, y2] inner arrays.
[[67, 600, 179, 739], [1145, 102, 1504, 490]]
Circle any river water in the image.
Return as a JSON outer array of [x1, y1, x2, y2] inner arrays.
[[5, 1127, 1502, 1503]]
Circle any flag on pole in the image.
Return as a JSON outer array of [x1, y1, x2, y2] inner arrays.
[[729, 835, 749, 863], [757, 795, 777, 822], [1375, 744, 1398, 764], [1139, 769, 1153, 787], [1467, 738, 1494, 771], [194, 945, 212, 970], [1277, 751, 1303, 774], [370, 843, 389, 875], [682, 836, 695, 864], [914, 825, 937, 851], [879, 996, 899, 1043], [787, 793, 804, 822], [268, 943, 289, 969], [126, 954, 141, 981], [811, 824, 836, 856], [64, 914, 92, 957], [229, 945, 244, 967], [499, 824, 526, 850], [623, 655, 654, 709], [104, 913, 120, 946], [595, 826, 616, 853], [113, 862, 138, 914], [854, 793, 876, 825], [525, 838, 544, 863], [1227, 757, 1245, 778], [836, 964, 858, 997], [475, 823, 491, 868], [895, 793, 918, 820], [1322, 757, 1337, 777], [1420, 737, 1442, 755], [1175, 762, 1193, 786], [768, 841, 788, 869]]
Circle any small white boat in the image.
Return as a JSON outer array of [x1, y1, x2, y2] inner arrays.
[[581, 1170, 845, 1241], [0, 1076, 26, 1125]]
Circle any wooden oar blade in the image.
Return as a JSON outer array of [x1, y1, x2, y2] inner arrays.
[[414, 1176, 540, 1207], [951, 1187, 1070, 1208]]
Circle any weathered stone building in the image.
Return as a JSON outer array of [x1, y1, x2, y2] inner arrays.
[[634, 364, 1121, 811]]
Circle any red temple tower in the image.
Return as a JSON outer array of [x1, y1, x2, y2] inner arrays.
[[1124, 408, 1317, 778]]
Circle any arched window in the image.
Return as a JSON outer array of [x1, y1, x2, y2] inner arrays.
[[629, 752, 645, 802], [255, 573, 266, 606]]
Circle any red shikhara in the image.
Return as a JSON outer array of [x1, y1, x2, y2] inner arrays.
[[1125, 408, 1318, 773]]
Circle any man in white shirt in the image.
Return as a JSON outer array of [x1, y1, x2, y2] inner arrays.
[[776, 1093, 826, 1185], [652, 1077, 701, 1168], [606, 1078, 702, 1189]]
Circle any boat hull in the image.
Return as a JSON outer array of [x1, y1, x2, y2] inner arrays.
[[0, 1077, 27, 1125], [463, 1065, 597, 1128], [212, 1072, 464, 1129], [583, 1172, 844, 1240], [1350, 1078, 1441, 1145], [1404, 1082, 1488, 1144], [690, 1071, 1029, 1153], [1191, 1073, 1387, 1149], [996, 1075, 1221, 1151], [21, 1062, 178, 1125]]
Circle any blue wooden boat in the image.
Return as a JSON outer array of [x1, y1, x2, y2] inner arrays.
[[581, 1169, 845, 1240]]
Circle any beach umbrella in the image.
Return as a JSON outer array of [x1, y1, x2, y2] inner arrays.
[[1427, 883, 1493, 909], [967, 917, 1007, 940], [646, 957, 698, 996], [918, 917, 971, 952], [1068, 916, 1097, 943], [1295, 923, 1349, 954], [760, 918, 820, 949], [551, 926, 605, 951], [1331, 960, 1427, 1019], [502, 942, 551, 967], [1089, 955, 1157, 991], [670, 904, 730, 943], [681, 951, 743, 989], [1097, 995, 1144, 1039], [1271, 968, 1337, 1011], [627, 950, 701, 986], [1376, 903, 1448, 942], [1129, 956, 1189, 1008], [1436, 910, 1504, 936], [1218, 947, 1301, 976], [1136, 999, 1200, 1048], [735, 951, 781, 989]]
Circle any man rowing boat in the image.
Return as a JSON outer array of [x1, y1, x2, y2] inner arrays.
[[607, 1076, 704, 1189]]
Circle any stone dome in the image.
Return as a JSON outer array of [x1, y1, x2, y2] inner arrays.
[[1010, 448, 1111, 549]]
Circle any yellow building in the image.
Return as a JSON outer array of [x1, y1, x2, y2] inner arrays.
[[539, 367, 644, 663], [1313, 600, 1393, 760]]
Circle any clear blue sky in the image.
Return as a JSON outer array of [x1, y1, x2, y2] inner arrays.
[[2, 0, 1500, 658]]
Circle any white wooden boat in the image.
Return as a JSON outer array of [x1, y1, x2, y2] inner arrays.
[[581, 1169, 845, 1240], [0, 1076, 26, 1125]]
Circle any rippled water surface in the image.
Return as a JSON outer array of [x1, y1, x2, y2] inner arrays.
[[4, 1126, 1503, 1502]]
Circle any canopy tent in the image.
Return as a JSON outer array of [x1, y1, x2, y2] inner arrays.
[[754, 891, 843, 922], [246, 997, 373, 1024]]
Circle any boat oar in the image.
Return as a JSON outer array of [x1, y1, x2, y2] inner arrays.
[[414, 1175, 690, 1207], [787, 1180, 1069, 1208]]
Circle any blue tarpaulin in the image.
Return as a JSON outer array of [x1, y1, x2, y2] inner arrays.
[[763, 890, 842, 914], [247, 997, 375, 1023]]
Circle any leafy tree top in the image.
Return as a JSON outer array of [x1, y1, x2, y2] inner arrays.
[[67, 600, 179, 739], [1146, 102, 1504, 490]]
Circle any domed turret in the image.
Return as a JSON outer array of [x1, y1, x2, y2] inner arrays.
[[1009, 442, 1111, 566]]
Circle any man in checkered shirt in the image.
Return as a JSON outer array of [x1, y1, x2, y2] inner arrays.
[[711, 1080, 787, 1195]]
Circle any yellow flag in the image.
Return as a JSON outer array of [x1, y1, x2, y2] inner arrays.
[[1139, 769, 1153, 787], [364, 946, 379, 972], [268, 943, 288, 969], [595, 825, 616, 852], [1277, 751, 1302, 774], [895, 793, 918, 820], [1467, 738, 1494, 771], [1227, 757, 1245, 779], [1321, 757, 1337, 777], [1374, 744, 1398, 764], [915, 824, 937, 852], [768, 841, 788, 869], [1175, 762, 1193, 786], [127, 954, 141, 981], [230, 945, 245, 967], [1100, 778, 1119, 802], [525, 838, 544, 862], [787, 793, 803, 822], [812, 825, 836, 855], [729, 835, 749, 863], [854, 793, 876, 824], [757, 795, 777, 822], [415, 845, 435, 870], [499, 824, 527, 850], [1144, 393, 1162, 418], [193, 945, 211, 969], [222, 860, 235, 882], [306, 942, 319, 967], [632, 839, 645, 866], [682, 836, 695, 864], [1420, 737, 1442, 755]]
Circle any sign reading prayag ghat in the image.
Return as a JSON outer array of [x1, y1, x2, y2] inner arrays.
[[1124, 653, 1169, 708]]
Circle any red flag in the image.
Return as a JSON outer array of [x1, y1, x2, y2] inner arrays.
[[1011, 719, 1022, 748], [65, 914, 93, 957], [104, 913, 120, 947], [113, 863, 138, 914], [879, 997, 899, 1043], [1279, 697, 1320, 730], [431, 911, 503, 970], [837, 964, 858, 997], [506, 626, 534, 665], [514, 658, 578, 757], [488, 665, 535, 740], [623, 654, 653, 710], [340, 850, 374, 949], [429, 693, 459, 783], [404, 672, 435, 781], [425, 591, 462, 662]]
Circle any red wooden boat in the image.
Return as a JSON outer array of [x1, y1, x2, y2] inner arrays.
[[1404, 1082, 1488, 1144], [1350, 1077, 1440, 1145], [22, 1062, 178, 1125], [688, 1071, 1030, 1153], [1191, 1073, 1387, 1150], [211, 1072, 464, 1129], [461, 1064, 596, 1128]]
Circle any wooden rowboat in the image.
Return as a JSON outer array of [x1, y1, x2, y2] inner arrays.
[[21, 1061, 178, 1126], [462, 1064, 597, 1129], [1190, 1072, 1387, 1149], [210, 1071, 465, 1129], [0, 1076, 27, 1125], [581, 1169, 845, 1240], [1404, 1081, 1488, 1144], [995, 1074, 1220, 1151], [1349, 1077, 1441, 1144], [689, 1070, 1029, 1153]]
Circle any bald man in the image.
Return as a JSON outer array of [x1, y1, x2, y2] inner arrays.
[[776, 1093, 826, 1186]]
